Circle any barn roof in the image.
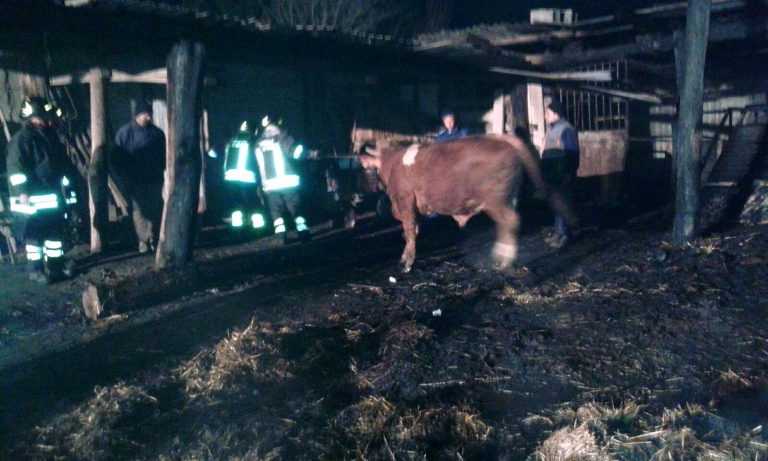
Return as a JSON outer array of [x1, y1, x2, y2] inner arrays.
[[63, 0, 410, 46], [414, 0, 752, 62], [412, 0, 766, 100], [2, 0, 765, 94], [0, 0, 455, 82]]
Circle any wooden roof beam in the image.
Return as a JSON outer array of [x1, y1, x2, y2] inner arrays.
[[50, 69, 218, 86], [573, 85, 665, 104], [489, 66, 613, 82], [634, 0, 744, 16], [51, 68, 168, 86], [490, 24, 635, 47]]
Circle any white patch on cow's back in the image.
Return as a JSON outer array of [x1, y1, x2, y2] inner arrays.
[[402, 144, 420, 166]]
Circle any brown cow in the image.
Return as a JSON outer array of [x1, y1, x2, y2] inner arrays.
[[359, 135, 576, 272]]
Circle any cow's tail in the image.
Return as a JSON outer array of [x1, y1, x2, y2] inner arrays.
[[497, 135, 578, 228]]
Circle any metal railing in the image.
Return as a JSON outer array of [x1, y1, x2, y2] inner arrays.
[[700, 104, 768, 183]]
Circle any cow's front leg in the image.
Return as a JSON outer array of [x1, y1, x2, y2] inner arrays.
[[400, 219, 418, 273]]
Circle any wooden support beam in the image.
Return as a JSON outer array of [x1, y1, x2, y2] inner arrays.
[[51, 68, 168, 86], [673, 0, 711, 245], [0, 103, 11, 142], [87, 67, 108, 253], [156, 40, 205, 268], [50, 69, 217, 87], [509, 83, 529, 136]]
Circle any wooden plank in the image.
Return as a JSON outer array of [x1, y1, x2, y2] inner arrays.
[[577, 130, 629, 177], [82, 266, 201, 320], [50, 69, 168, 86], [490, 66, 612, 82], [50, 69, 217, 86], [574, 84, 664, 104], [490, 24, 634, 47]]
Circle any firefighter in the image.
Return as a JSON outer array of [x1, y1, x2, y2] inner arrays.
[[6, 97, 75, 282], [255, 115, 310, 241], [222, 121, 268, 231]]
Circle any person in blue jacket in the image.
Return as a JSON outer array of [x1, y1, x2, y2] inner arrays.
[[112, 100, 166, 253], [436, 109, 468, 143], [541, 99, 580, 249]]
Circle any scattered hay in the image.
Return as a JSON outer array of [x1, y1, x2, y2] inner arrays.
[[710, 369, 755, 400], [154, 423, 285, 461], [395, 406, 490, 444], [576, 401, 642, 434], [31, 383, 158, 460], [379, 320, 433, 355], [499, 284, 519, 300], [334, 402, 493, 459], [535, 402, 639, 460], [336, 396, 396, 440], [496, 284, 547, 305], [538, 402, 768, 461], [536, 423, 611, 461], [178, 318, 291, 398]]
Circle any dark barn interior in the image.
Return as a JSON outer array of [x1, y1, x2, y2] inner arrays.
[[1, 1, 768, 459]]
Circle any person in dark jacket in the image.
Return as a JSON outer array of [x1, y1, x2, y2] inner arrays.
[[6, 97, 72, 282], [436, 109, 468, 143], [112, 100, 166, 252], [541, 99, 580, 248]]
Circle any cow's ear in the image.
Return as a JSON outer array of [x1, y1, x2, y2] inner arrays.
[[359, 155, 381, 170]]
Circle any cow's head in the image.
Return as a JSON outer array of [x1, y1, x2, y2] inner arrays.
[[359, 146, 381, 170]]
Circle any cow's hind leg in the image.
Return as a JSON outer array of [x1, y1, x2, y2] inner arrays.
[[400, 218, 418, 273], [487, 205, 520, 270]]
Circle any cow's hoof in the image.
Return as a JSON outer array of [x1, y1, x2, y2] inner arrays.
[[400, 263, 413, 274], [492, 242, 517, 270], [492, 260, 512, 271]]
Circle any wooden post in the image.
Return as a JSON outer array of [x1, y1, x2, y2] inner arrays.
[[88, 68, 108, 253], [672, 0, 710, 246], [490, 90, 505, 134], [509, 83, 530, 139], [156, 40, 206, 268]]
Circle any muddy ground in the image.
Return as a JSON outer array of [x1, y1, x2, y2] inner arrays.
[[1, 209, 768, 460]]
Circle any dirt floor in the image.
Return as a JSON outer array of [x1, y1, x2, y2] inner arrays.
[[1, 208, 768, 460]]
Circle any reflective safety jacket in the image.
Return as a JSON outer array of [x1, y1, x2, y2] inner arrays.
[[6, 123, 70, 214], [223, 132, 259, 184], [255, 127, 300, 192]]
